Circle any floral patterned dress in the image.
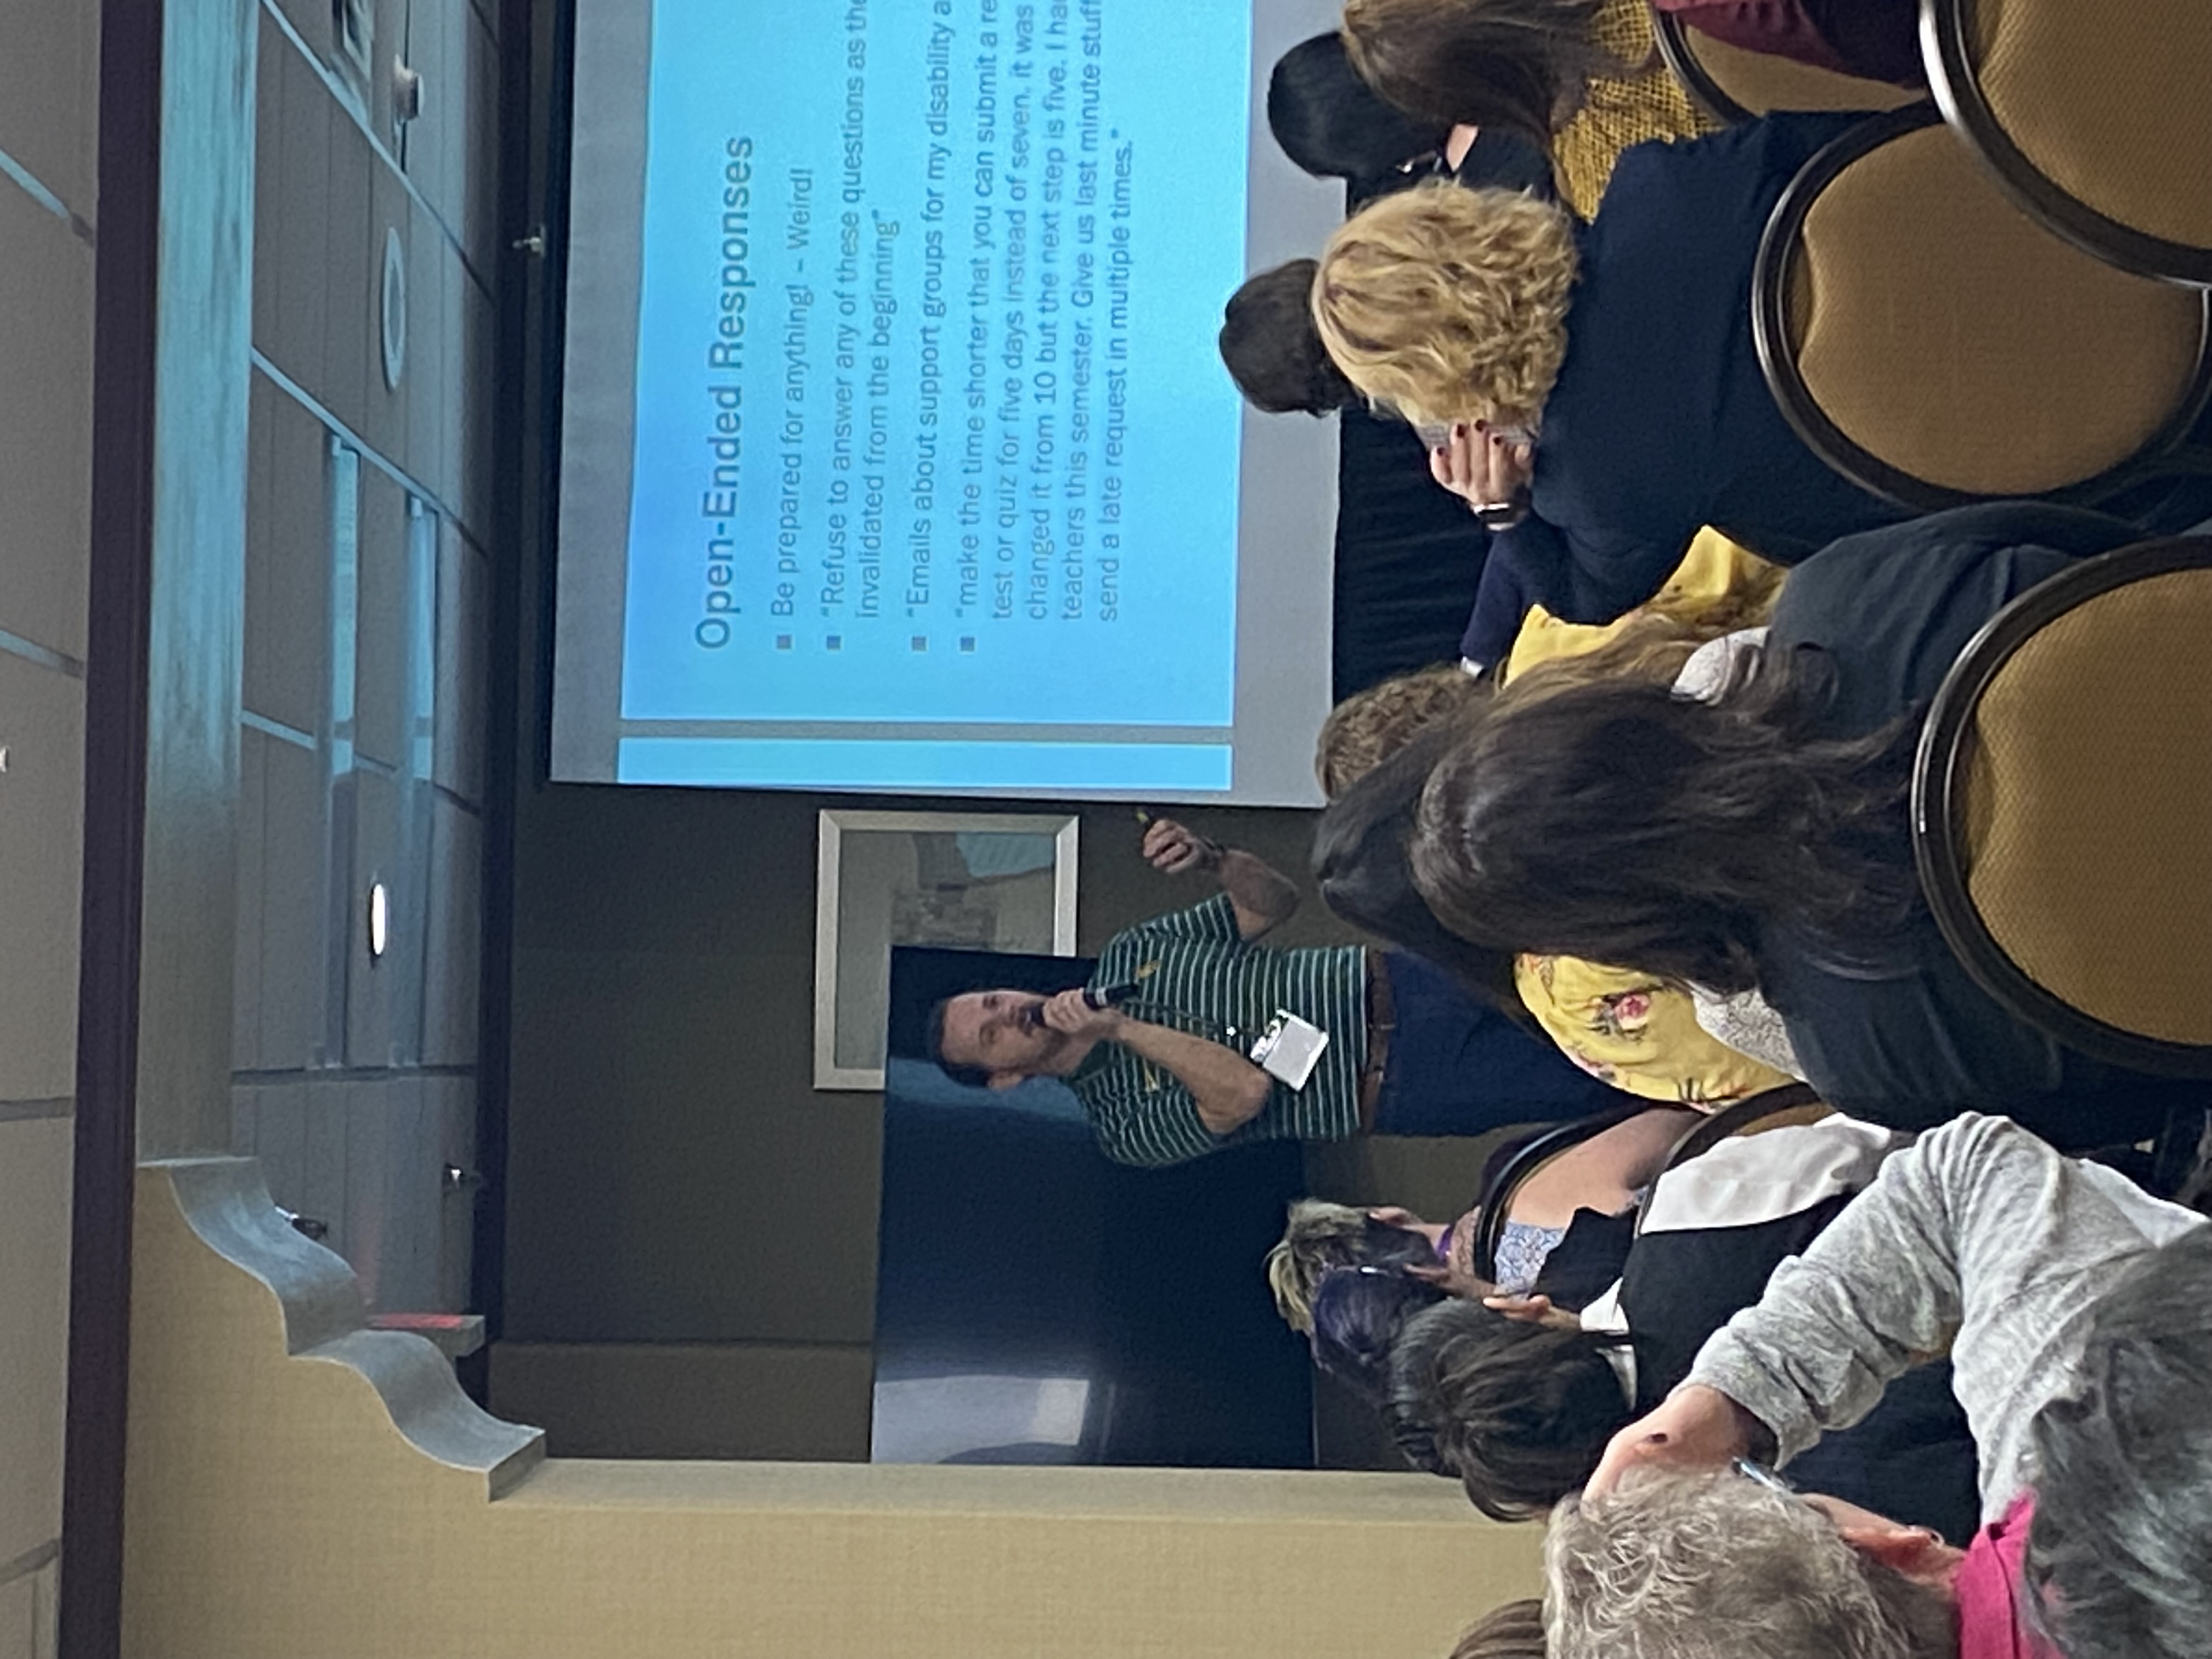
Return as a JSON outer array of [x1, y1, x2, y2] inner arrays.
[[1513, 953, 1795, 1105]]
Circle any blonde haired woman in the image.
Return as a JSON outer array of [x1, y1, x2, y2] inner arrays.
[[1312, 113, 1912, 626]]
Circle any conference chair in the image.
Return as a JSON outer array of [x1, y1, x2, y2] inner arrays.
[[1648, 8, 1918, 123], [1468, 1083, 1834, 1276], [1466, 1101, 1651, 1282], [1913, 534, 2212, 1080], [1753, 105, 2212, 513], [1922, 0, 2212, 286]]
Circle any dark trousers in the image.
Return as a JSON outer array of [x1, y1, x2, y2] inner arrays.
[[1369, 950, 1638, 1136], [1800, 0, 1925, 84]]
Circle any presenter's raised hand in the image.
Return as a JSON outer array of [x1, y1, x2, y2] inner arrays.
[[1141, 816, 1224, 876]]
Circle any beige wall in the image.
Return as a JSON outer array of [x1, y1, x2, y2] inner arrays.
[[487, 1340, 876, 1460], [124, 1161, 1543, 1659], [0, 0, 98, 1647]]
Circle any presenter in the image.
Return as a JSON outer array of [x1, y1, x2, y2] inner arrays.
[[927, 819, 1638, 1166]]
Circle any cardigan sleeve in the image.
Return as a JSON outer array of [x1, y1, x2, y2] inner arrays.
[[1686, 1114, 2206, 1517]]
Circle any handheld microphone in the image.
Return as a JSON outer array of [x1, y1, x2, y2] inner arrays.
[[1082, 979, 1143, 1011]]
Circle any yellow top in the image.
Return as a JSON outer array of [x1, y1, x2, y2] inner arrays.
[[1496, 527, 1793, 1104], [1514, 953, 1796, 1105], [1501, 527, 1781, 684], [1553, 0, 1718, 217]]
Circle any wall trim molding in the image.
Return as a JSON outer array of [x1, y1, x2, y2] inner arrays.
[[121, 1158, 1533, 1658], [0, 144, 95, 244], [0, 1538, 60, 1590], [0, 1097, 76, 1122]]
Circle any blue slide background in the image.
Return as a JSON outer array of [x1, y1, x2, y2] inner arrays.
[[618, 0, 1252, 742]]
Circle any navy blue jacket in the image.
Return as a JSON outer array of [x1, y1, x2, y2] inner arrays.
[[1497, 113, 1911, 626]]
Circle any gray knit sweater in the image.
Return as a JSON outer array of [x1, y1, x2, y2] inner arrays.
[[1689, 1113, 2205, 1521]]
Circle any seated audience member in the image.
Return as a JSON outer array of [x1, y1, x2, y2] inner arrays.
[[1315, 663, 1489, 799], [1311, 114, 1927, 625], [1267, 1101, 1694, 1332], [1652, 0, 1923, 84], [1551, 1112, 2212, 1659], [1412, 501, 2208, 1144], [1267, 31, 1554, 201], [1324, 1113, 1981, 1537], [1316, 634, 1795, 1105], [1457, 542, 1538, 674], [1229, 39, 1554, 418], [928, 816, 1638, 1168], [1340, 0, 1716, 215], [1311, 722, 1536, 1020], [1220, 260, 1364, 417]]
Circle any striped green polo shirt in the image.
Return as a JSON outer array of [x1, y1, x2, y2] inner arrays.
[[1071, 895, 1369, 1167]]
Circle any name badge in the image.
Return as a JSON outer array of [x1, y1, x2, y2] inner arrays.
[[1249, 1011, 1329, 1090]]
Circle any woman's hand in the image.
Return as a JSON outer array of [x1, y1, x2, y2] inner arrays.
[[1404, 1260, 1498, 1300], [1480, 1292, 1581, 1331], [1582, 1384, 1767, 1500], [1427, 421, 1535, 522]]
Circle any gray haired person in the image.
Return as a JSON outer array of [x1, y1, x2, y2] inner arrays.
[[1546, 1112, 2211, 1659]]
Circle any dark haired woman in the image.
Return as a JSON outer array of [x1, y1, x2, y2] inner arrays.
[[1266, 31, 1554, 204], [1341, 0, 1924, 171], [1410, 501, 2202, 1145], [1339, 0, 1716, 216]]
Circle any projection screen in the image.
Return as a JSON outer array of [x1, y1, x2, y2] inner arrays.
[[553, 0, 1346, 803]]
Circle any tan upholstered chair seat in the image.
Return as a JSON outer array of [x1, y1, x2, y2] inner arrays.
[[1960, 568, 2212, 1046], [1972, 0, 2212, 253], [1786, 124, 2205, 496]]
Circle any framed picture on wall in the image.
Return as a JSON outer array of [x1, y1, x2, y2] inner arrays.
[[814, 810, 1080, 1090]]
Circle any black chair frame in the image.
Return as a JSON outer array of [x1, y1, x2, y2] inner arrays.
[[1752, 104, 2212, 514], [1466, 1100, 1658, 1281], [1912, 533, 2212, 1079], [1922, 0, 2212, 287], [1649, 6, 1755, 125]]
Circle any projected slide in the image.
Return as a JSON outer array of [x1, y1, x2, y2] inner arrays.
[[554, 0, 1342, 801]]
